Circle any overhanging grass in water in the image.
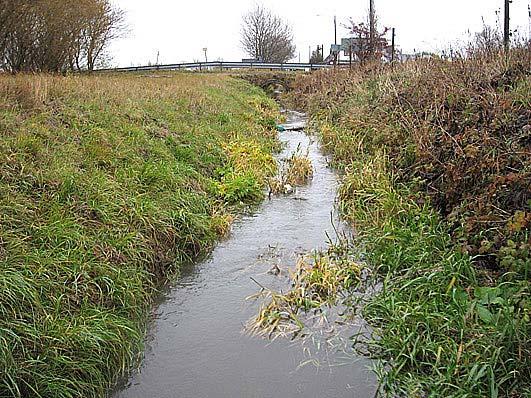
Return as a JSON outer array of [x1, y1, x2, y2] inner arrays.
[[268, 144, 313, 195], [248, 241, 363, 339], [0, 73, 279, 397], [251, 151, 530, 396]]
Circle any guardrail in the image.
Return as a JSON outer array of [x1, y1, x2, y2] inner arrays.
[[95, 61, 333, 73]]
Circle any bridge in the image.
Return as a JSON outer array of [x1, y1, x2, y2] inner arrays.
[[96, 61, 333, 73]]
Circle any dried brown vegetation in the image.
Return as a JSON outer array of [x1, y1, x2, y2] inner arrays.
[[267, 147, 313, 195], [288, 47, 531, 277], [277, 44, 530, 396]]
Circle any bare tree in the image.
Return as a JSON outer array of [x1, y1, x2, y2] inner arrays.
[[344, 16, 389, 64], [36, 0, 86, 72], [309, 49, 324, 64], [466, 21, 504, 57], [241, 5, 296, 63], [75, 0, 125, 71], [0, 0, 42, 72], [0, 0, 125, 72], [0, 1, 17, 69]]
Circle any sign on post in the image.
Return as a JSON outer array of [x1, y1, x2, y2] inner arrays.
[[330, 44, 341, 54], [341, 37, 366, 56]]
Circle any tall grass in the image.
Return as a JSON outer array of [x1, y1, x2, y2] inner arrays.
[[340, 154, 529, 397], [267, 145, 313, 195], [0, 72, 279, 397], [277, 47, 531, 396]]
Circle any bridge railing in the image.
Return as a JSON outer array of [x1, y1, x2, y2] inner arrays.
[[95, 61, 333, 73]]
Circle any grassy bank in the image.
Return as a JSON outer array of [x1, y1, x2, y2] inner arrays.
[[0, 73, 279, 397], [281, 49, 530, 396]]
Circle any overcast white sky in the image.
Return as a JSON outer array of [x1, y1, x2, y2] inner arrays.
[[109, 0, 531, 67]]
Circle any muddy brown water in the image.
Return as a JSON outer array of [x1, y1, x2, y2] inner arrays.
[[113, 112, 377, 398]]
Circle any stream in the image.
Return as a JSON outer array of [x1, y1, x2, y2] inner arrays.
[[113, 111, 376, 398]]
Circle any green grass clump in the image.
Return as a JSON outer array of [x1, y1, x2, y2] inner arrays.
[[339, 154, 529, 397], [216, 139, 277, 204], [0, 72, 279, 397]]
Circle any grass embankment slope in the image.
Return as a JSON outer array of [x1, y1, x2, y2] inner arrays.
[[0, 73, 278, 397], [288, 49, 530, 397]]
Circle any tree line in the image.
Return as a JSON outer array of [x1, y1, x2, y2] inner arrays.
[[0, 0, 124, 72], [239, 4, 389, 65]]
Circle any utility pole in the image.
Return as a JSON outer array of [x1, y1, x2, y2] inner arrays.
[[334, 15, 337, 45], [203, 48, 208, 63], [334, 16, 338, 66], [504, 0, 511, 51], [369, 0, 376, 55], [156, 50, 160, 65], [528, 4, 531, 41], [391, 28, 396, 65]]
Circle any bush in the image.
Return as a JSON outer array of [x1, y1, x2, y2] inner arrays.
[[288, 47, 531, 277]]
